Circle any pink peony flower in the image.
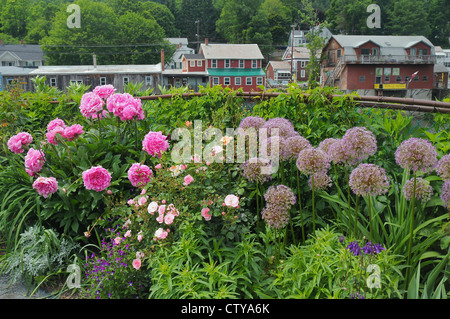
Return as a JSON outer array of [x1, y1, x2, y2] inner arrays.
[[82, 166, 111, 192], [32, 176, 58, 198], [47, 118, 66, 132], [80, 92, 105, 119], [7, 132, 33, 154], [183, 174, 194, 186], [127, 163, 153, 187], [132, 258, 141, 270], [25, 148, 45, 174], [46, 126, 65, 145], [224, 194, 239, 208], [106, 93, 143, 121], [62, 124, 84, 141], [142, 131, 170, 158], [201, 207, 212, 221], [93, 84, 116, 99]]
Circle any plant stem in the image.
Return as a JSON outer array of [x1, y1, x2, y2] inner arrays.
[[354, 195, 359, 237], [134, 118, 138, 152], [368, 195, 373, 242], [97, 116, 103, 144], [404, 172, 417, 292], [297, 169, 305, 243], [312, 174, 316, 234]]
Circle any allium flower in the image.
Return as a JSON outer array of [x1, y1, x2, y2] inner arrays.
[[127, 163, 153, 187], [436, 155, 450, 180], [327, 139, 352, 165], [261, 117, 296, 139], [362, 241, 385, 255], [93, 84, 116, 99], [264, 184, 296, 211], [349, 163, 390, 196], [259, 135, 283, 158], [224, 194, 239, 208], [24, 148, 45, 174], [318, 138, 340, 155], [238, 116, 266, 131], [281, 134, 312, 161], [395, 137, 438, 173], [346, 241, 362, 256], [62, 124, 84, 141], [403, 177, 433, 202], [341, 127, 377, 165], [82, 166, 112, 192], [441, 180, 450, 210], [47, 118, 66, 131], [241, 157, 273, 184], [80, 92, 105, 118], [32, 176, 58, 198], [296, 147, 330, 175], [7, 132, 33, 154], [308, 172, 333, 191], [183, 174, 194, 186], [201, 207, 212, 221], [142, 131, 169, 158], [261, 205, 290, 229], [46, 126, 65, 145]]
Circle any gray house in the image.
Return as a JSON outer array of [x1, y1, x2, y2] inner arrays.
[[0, 66, 34, 91], [0, 43, 45, 67]]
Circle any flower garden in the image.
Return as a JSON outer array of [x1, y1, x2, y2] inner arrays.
[[0, 80, 449, 300]]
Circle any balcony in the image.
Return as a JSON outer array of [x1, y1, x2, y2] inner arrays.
[[342, 54, 436, 65]]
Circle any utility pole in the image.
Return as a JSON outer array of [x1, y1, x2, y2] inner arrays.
[[290, 24, 297, 83], [195, 19, 200, 53]]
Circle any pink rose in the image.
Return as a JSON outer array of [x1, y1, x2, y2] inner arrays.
[[147, 201, 158, 214], [183, 174, 194, 186], [158, 204, 166, 215], [154, 228, 168, 240], [32, 176, 58, 198], [164, 213, 175, 225], [138, 196, 148, 206], [224, 194, 239, 208], [114, 237, 122, 245], [132, 258, 141, 270], [155, 164, 162, 169], [82, 166, 111, 192], [201, 207, 212, 221]]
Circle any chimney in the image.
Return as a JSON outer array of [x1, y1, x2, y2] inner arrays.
[[161, 49, 165, 71], [205, 38, 208, 45], [93, 54, 97, 68]]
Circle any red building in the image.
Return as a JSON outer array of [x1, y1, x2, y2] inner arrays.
[[321, 35, 437, 100]]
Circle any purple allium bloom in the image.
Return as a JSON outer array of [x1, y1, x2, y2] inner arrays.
[[238, 116, 266, 131], [259, 135, 283, 158], [441, 180, 450, 210], [327, 139, 353, 165], [296, 147, 331, 175], [261, 117, 296, 139], [349, 163, 390, 197], [241, 157, 273, 183], [264, 184, 296, 211], [403, 177, 433, 202], [261, 204, 290, 229], [395, 137, 438, 173], [436, 155, 450, 181], [318, 138, 340, 155], [341, 127, 377, 165], [362, 241, 385, 255], [347, 241, 362, 256], [308, 172, 333, 191], [281, 134, 312, 161]]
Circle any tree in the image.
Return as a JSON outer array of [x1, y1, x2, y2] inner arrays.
[[427, 0, 450, 47], [0, 0, 31, 40], [326, 0, 373, 35], [244, 8, 273, 55], [261, 0, 292, 45], [386, 0, 430, 37]]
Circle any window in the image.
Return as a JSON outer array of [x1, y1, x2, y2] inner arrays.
[[50, 78, 57, 87], [405, 76, 411, 82], [359, 75, 365, 82], [190, 60, 195, 67], [419, 49, 428, 56], [213, 77, 219, 85], [225, 60, 230, 68], [197, 60, 202, 67], [256, 77, 263, 86], [337, 49, 341, 58], [246, 77, 252, 85], [392, 68, 400, 76], [235, 77, 241, 85], [396, 76, 402, 82], [301, 70, 306, 78], [410, 48, 417, 56], [422, 75, 428, 81], [413, 75, 419, 81], [375, 68, 383, 76], [224, 77, 230, 85], [239, 60, 244, 68], [146, 76, 152, 86], [384, 68, 391, 76], [123, 77, 129, 86], [372, 48, 379, 56], [100, 77, 107, 85], [384, 76, 390, 82], [301, 61, 306, 68], [211, 59, 217, 68], [361, 48, 370, 55], [252, 60, 258, 68]]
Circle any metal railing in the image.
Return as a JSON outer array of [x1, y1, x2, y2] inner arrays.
[[340, 54, 436, 64]]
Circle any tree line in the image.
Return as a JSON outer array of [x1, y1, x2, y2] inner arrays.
[[0, 0, 448, 65]]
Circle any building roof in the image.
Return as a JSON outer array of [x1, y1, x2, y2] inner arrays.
[[29, 64, 162, 75], [207, 68, 265, 77], [267, 61, 291, 71], [434, 63, 449, 73], [330, 35, 435, 56], [183, 54, 205, 60], [0, 66, 34, 76], [0, 44, 44, 61], [200, 43, 264, 60]]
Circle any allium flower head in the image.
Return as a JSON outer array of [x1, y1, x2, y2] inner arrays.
[[308, 172, 333, 191], [296, 147, 330, 175], [238, 116, 266, 131], [341, 127, 377, 165], [82, 166, 112, 192], [403, 177, 433, 202], [127, 163, 153, 187], [436, 155, 450, 180], [318, 138, 340, 155], [80, 92, 105, 119], [8, 132, 33, 154], [261, 205, 290, 229], [24, 148, 45, 174], [281, 134, 312, 161], [32, 176, 58, 198], [264, 184, 296, 211], [142, 131, 169, 158], [395, 137, 438, 173], [440, 180, 450, 210], [259, 135, 283, 158], [327, 139, 352, 165], [349, 163, 390, 196], [241, 157, 273, 184], [261, 117, 296, 139], [62, 124, 84, 141], [93, 84, 116, 99]]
